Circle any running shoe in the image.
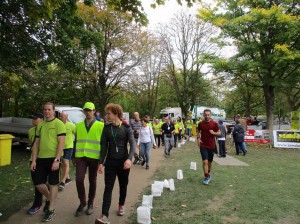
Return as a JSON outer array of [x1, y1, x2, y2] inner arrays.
[[42, 209, 55, 222], [95, 214, 110, 224], [75, 203, 86, 217], [27, 206, 41, 215], [117, 205, 126, 216], [203, 175, 211, 185], [58, 182, 65, 190], [65, 178, 72, 185]]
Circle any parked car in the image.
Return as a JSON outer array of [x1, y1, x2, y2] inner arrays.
[[0, 105, 85, 145], [223, 120, 235, 134]]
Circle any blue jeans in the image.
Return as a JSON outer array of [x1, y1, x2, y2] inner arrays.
[[239, 133, 247, 153], [186, 128, 192, 137], [140, 142, 151, 165]]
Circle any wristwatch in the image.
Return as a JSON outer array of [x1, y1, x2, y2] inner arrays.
[[54, 158, 60, 163]]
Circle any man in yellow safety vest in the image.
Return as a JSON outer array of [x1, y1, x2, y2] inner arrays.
[[73, 102, 104, 217]]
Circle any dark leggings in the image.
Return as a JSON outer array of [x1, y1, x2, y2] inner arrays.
[[174, 134, 178, 146], [30, 162, 43, 207], [154, 134, 161, 147], [102, 158, 130, 217]]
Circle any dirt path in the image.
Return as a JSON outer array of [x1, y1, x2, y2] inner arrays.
[[3, 148, 165, 224]]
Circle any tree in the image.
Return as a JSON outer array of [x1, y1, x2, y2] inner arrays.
[[279, 69, 300, 111], [76, 3, 148, 115], [125, 32, 167, 117], [199, 0, 300, 129], [0, 0, 198, 70], [158, 11, 219, 118]]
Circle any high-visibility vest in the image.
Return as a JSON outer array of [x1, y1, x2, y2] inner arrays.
[[75, 121, 104, 159], [186, 120, 193, 129]]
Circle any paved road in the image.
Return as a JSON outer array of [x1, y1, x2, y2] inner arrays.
[[3, 148, 165, 224]]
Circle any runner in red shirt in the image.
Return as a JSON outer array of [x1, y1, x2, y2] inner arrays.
[[197, 109, 221, 185]]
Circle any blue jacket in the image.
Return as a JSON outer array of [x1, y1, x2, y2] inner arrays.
[[233, 124, 244, 143]]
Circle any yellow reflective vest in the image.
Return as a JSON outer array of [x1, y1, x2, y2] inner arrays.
[[75, 120, 104, 159]]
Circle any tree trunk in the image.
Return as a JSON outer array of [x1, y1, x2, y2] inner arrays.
[[263, 83, 275, 130], [14, 94, 19, 117]]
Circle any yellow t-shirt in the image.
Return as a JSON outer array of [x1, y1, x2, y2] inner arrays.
[[147, 122, 153, 128], [64, 121, 75, 149], [28, 127, 36, 144], [36, 118, 66, 158], [153, 123, 162, 135]]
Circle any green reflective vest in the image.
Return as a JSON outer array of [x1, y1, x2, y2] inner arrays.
[[186, 119, 193, 129], [75, 121, 104, 159]]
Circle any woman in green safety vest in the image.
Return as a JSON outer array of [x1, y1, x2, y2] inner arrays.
[[185, 116, 193, 141]]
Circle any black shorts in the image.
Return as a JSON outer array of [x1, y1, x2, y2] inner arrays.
[[32, 158, 60, 185], [200, 147, 215, 162]]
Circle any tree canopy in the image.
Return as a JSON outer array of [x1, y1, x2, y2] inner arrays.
[[199, 0, 300, 128]]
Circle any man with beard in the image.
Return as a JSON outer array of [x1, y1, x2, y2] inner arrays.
[[30, 102, 66, 222], [130, 112, 142, 164], [197, 109, 221, 185], [73, 102, 104, 217]]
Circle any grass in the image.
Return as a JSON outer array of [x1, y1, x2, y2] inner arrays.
[[1, 141, 300, 223], [0, 145, 33, 222], [127, 140, 300, 224], [0, 145, 75, 222]]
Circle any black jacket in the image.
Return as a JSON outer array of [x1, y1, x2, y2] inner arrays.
[[161, 122, 175, 135], [232, 123, 244, 143], [100, 123, 136, 164]]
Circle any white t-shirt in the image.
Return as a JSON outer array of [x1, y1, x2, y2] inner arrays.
[[137, 126, 156, 145]]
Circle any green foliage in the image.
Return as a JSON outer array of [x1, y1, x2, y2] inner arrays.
[[0, 0, 83, 71], [199, 0, 300, 128]]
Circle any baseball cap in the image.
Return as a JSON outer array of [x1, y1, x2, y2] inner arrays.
[[30, 112, 44, 119], [83, 102, 95, 110]]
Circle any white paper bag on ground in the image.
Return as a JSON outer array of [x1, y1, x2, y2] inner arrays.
[[190, 162, 194, 170], [193, 162, 197, 170], [190, 162, 197, 170], [189, 137, 195, 142], [177, 143, 181, 148], [151, 183, 162, 196], [177, 169, 183, 180], [142, 195, 153, 208], [163, 179, 170, 188], [137, 206, 151, 224], [154, 181, 164, 193], [169, 178, 175, 191]]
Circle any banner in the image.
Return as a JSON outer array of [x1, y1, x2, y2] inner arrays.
[[291, 111, 300, 130], [273, 130, 300, 149], [244, 129, 270, 144]]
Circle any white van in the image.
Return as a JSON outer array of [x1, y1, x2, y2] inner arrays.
[[55, 105, 86, 124], [192, 106, 226, 121], [159, 107, 182, 119]]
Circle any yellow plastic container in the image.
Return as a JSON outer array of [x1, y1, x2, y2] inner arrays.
[[0, 134, 15, 166], [192, 125, 198, 137]]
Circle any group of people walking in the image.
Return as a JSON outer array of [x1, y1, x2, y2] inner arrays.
[[27, 101, 248, 223], [28, 102, 135, 224]]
